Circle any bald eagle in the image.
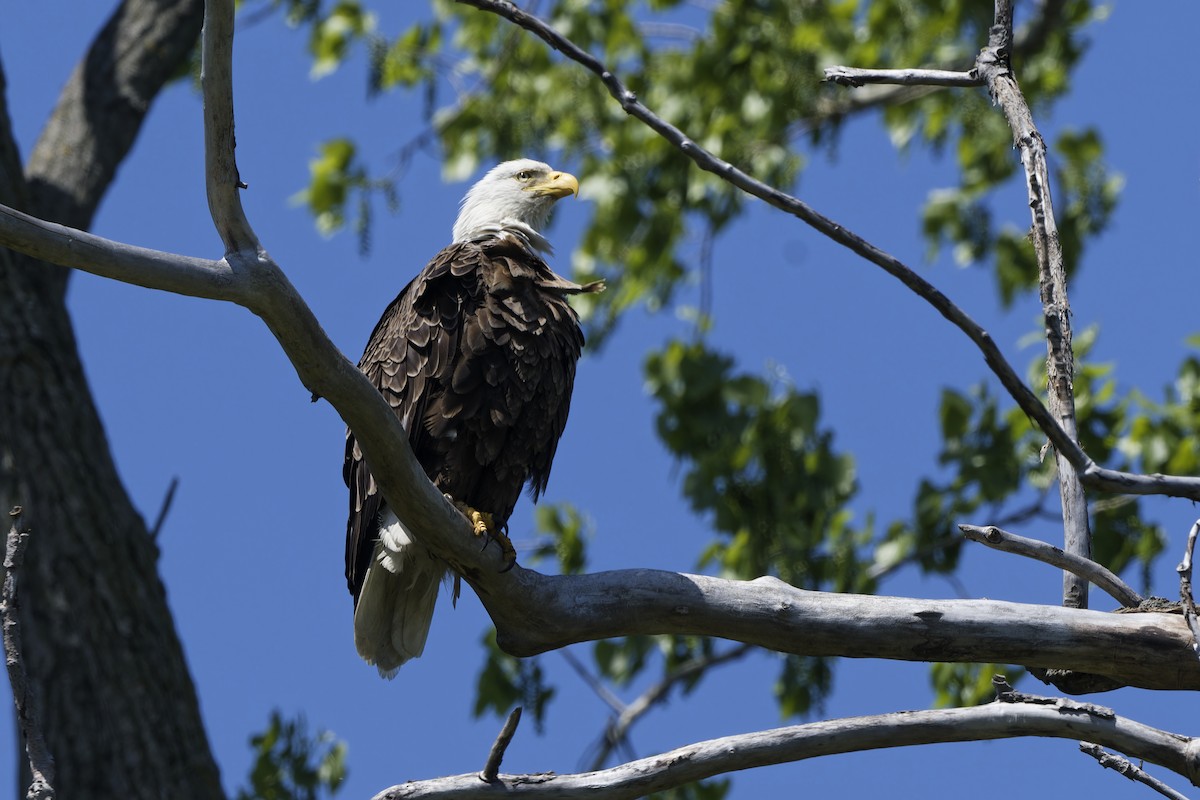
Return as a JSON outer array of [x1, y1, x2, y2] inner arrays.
[[344, 159, 602, 675]]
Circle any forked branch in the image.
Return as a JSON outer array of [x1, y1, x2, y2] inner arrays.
[[454, 0, 1200, 506]]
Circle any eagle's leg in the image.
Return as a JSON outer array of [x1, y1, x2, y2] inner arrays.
[[450, 498, 517, 571]]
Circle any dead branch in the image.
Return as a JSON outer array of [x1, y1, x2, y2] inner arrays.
[[1176, 519, 1200, 661], [961, 524, 1142, 608], [370, 703, 1200, 799], [3, 508, 56, 800], [1081, 743, 1193, 800]]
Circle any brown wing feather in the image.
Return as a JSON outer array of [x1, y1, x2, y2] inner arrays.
[[344, 235, 591, 601]]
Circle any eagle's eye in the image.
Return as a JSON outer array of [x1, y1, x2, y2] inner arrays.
[[516, 170, 533, 181]]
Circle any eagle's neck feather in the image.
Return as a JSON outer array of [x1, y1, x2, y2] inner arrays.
[[454, 220, 553, 255]]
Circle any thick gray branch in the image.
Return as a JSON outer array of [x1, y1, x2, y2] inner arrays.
[[489, 572, 1196, 692], [372, 703, 1200, 798]]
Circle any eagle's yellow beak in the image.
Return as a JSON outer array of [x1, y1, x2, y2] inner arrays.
[[534, 170, 579, 199]]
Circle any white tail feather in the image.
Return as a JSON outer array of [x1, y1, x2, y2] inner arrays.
[[353, 509, 446, 677]]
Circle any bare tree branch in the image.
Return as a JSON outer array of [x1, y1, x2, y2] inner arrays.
[[480, 707, 523, 783], [824, 66, 981, 87], [452, 0, 1200, 505], [1080, 743, 1193, 800], [24, 0, 204, 299], [560, 648, 627, 716], [3, 508, 56, 800], [589, 643, 754, 771], [1176, 519, 1200, 662], [961, 524, 1143, 608], [149, 476, 181, 542], [976, 0, 1093, 612], [370, 703, 1200, 799], [201, 0, 261, 256]]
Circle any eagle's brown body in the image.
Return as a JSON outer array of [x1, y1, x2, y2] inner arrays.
[[343, 233, 590, 600]]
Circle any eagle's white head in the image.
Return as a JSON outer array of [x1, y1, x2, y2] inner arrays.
[[451, 158, 579, 253]]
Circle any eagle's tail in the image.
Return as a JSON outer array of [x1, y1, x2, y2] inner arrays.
[[353, 509, 446, 677]]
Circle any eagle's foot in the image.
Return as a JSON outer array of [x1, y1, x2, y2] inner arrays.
[[450, 499, 517, 571]]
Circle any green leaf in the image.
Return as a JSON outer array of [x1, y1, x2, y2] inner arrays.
[[473, 632, 555, 731], [236, 711, 347, 800], [308, 0, 376, 78]]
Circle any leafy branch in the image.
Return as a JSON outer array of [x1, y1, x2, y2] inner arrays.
[[455, 0, 1200, 506]]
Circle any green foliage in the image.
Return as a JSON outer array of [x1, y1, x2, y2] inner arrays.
[[308, 1, 376, 77], [594, 635, 655, 688], [921, 123, 1122, 306], [645, 337, 869, 715], [292, 138, 397, 253], [930, 664, 1025, 708], [530, 501, 591, 574], [649, 777, 731, 800], [474, 631, 555, 732], [775, 655, 832, 719], [646, 339, 867, 596], [370, 22, 442, 93], [236, 711, 347, 800]]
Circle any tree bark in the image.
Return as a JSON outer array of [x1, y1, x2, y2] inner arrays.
[[0, 1, 224, 798]]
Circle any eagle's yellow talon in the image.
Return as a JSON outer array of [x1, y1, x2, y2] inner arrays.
[[452, 500, 517, 569]]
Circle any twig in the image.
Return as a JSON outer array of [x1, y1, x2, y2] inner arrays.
[[991, 675, 1114, 717], [149, 476, 180, 541], [479, 706, 522, 783], [371, 703, 1200, 799], [961, 524, 1143, 608], [590, 643, 754, 770], [3, 508, 56, 800], [823, 66, 981, 87], [1080, 743, 1193, 800], [451, 0, 1200, 505], [560, 648, 627, 716], [1176, 519, 1200, 661]]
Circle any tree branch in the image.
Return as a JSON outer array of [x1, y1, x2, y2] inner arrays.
[[371, 703, 1200, 799], [452, 0, 1200, 505], [1080, 743, 1193, 800], [24, 0, 205, 298], [823, 66, 981, 87], [3, 508, 56, 800], [977, 1, 1092, 612], [1176, 519, 1200, 661], [960, 524, 1142, 608], [480, 707, 523, 783], [589, 643, 754, 771], [201, 0, 261, 256]]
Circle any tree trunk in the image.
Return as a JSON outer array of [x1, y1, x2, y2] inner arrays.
[[0, 1, 224, 797]]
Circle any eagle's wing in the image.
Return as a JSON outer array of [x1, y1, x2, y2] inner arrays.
[[343, 244, 473, 600], [343, 236, 603, 600]]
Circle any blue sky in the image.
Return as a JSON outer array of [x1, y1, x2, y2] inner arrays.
[[3, 2, 1200, 797]]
